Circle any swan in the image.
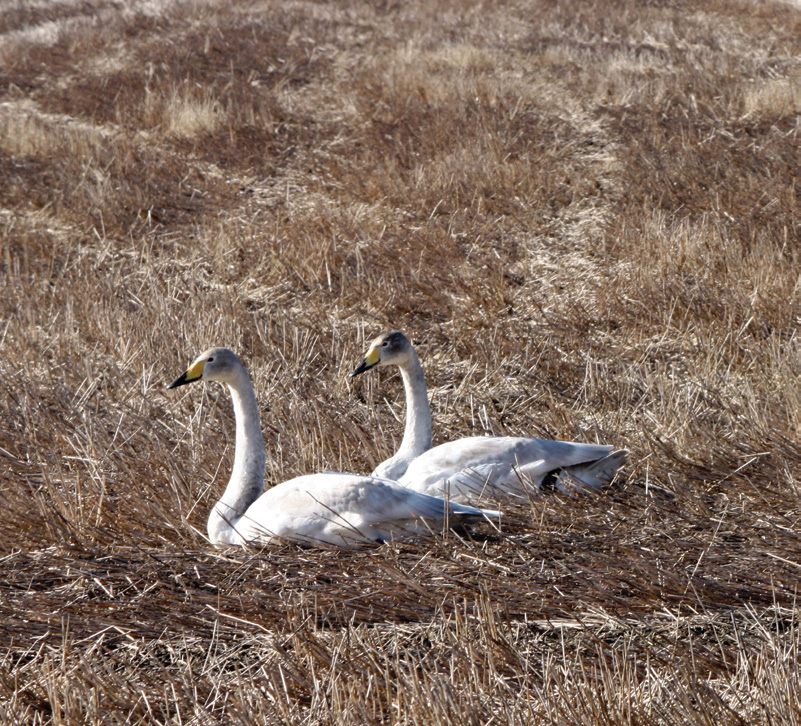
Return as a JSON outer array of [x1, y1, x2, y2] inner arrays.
[[350, 331, 628, 503], [168, 347, 499, 547]]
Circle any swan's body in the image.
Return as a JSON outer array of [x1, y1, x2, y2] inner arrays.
[[390, 436, 627, 502], [168, 347, 498, 547], [350, 331, 628, 503]]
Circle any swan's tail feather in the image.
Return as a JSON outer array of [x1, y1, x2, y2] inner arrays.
[[449, 501, 502, 524], [555, 449, 629, 492]]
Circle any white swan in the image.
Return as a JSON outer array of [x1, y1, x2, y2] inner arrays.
[[168, 347, 499, 547], [350, 331, 628, 502]]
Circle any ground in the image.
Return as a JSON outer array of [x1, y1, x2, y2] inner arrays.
[[0, 0, 799, 723]]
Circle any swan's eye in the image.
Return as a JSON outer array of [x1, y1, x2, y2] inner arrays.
[[382, 341, 389, 347], [207, 357, 215, 362]]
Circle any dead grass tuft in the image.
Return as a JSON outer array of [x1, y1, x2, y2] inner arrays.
[[148, 86, 227, 139], [742, 72, 801, 116]]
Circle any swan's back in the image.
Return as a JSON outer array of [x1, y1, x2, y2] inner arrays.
[[398, 437, 615, 502]]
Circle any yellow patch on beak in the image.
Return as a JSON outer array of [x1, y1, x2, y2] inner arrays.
[[185, 359, 206, 382], [349, 345, 382, 378], [168, 359, 206, 389]]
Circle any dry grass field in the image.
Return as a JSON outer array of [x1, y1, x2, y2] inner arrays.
[[1, 0, 800, 722]]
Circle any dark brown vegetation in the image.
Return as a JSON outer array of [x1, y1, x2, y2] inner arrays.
[[1, 0, 799, 722]]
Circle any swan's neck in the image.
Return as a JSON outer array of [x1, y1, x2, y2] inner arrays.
[[373, 351, 432, 480], [207, 369, 266, 545]]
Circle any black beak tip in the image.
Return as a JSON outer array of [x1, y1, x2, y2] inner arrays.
[[167, 372, 189, 389], [349, 360, 369, 378]]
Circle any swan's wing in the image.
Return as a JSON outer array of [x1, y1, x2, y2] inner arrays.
[[399, 436, 615, 501], [351, 477, 500, 523], [300, 474, 496, 527], [237, 473, 495, 545], [555, 449, 629, 491]]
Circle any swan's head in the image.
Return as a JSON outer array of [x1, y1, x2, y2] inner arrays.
[[168, 347, 245, 389], [350, 331, 413, 377]]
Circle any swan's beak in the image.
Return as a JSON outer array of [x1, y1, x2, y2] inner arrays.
[[349, 346, 380, 378], [167, 360, 205, 389]]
